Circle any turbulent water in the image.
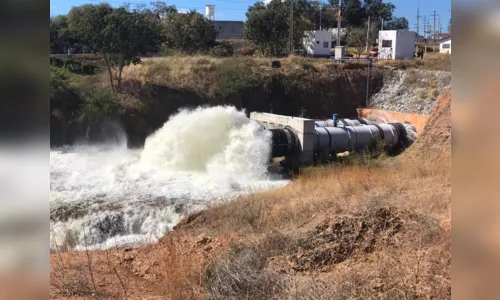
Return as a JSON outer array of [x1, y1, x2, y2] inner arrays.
[[50, 106, 290, 251]]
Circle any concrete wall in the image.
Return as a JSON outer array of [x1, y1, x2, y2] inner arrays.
[[214, 21, 244, 40], [440, 40, 451, 54], [303, 30, 332, 56], [379, 30, 396, 60], [357, 108, 429, 134], [379, 30, 416, 60], [250, 112, 315, 166], [395, 30, 416, 59]]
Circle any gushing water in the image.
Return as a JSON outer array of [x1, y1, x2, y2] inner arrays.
[[50, 106, 289, 251]]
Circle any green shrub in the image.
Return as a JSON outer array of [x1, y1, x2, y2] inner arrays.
[[83, 89, 116, 121], [50, 57, 64, 68], [301, 62, 316, 71], [209, 43, 235, 57], [63, 59, 98, 75], [50, 57, 98, 75], [213, 60, 257, 98], [161, 46, 174, 57]]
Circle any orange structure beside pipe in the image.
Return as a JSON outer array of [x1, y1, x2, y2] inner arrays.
[[357, 108, 429, 135]]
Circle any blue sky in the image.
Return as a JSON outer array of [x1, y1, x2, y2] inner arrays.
[[50, 0, 451, 33]]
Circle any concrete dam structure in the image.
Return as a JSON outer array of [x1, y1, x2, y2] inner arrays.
[[250, 112, 417, 171]]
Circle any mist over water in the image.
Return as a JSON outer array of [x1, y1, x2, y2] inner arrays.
[[50, 106, 289, 251]]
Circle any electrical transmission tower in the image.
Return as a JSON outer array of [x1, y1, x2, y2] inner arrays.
[[438, 15, 441, 34], [422, 16, 427, 38], [432, 10, 437, 41], [416, 0, 420, 36]]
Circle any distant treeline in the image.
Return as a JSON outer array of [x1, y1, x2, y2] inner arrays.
[[49, 0, 408, 90]]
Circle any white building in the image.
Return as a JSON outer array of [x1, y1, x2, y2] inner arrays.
[[303, 31, 333, 57], [378, 29, 416, 60], [328, 28, 347, 44], [439, 37, 451, 54]]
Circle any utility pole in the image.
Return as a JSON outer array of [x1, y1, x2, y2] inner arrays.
[[290, 0, 294, 54], [337, 0, 342, 47], [416, 0, 420, 36], [381, 18, 384, 30], [366, 15, 370, 53], [319, 0, 322, 30], [432, 10, 437, 41]]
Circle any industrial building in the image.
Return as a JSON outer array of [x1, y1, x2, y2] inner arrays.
[[205, 5, 244, 40], [213, 21, 244, 40], [303, 30, 333, 57], [439, 37, 451, 54], [378, 29, 416, 60]]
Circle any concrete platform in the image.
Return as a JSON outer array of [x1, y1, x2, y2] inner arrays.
[[250, 112, 315, 167]]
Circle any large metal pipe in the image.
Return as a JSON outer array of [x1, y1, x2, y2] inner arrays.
[[269, 128, 299, 158], [315, 123, 400, 154], [269, 122, 412, 159], [314, 118, 376, 128]]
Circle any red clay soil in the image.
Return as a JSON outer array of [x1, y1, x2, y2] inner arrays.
[[409, 89, 451, 155], [50, 231, 234, 300]]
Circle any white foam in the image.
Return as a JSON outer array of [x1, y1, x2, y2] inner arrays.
[[50, 106, 289, 250]]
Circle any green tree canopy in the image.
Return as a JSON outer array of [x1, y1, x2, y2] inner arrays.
[[162, 10, 216, 53], [244, 0, 290, 57], [384, 17, 409, 30], [327, 0, 395, 27], [149, 1, 177, 19], [362, 0, 395, 22], [68, 4, 162, 91], [328, 0, 364, 27], [50, 15, 79, 53]]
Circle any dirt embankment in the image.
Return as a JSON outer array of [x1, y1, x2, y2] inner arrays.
[[50, 56, 387, 147], [50, 88, 451, 300], [369, 69, 451, 115]]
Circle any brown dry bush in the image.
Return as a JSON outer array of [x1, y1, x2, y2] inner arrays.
[[204, 245, 285, 300]]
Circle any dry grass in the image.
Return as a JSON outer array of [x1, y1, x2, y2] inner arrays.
[[50, 148, 451, 299], [121, 55, 352, 96], [195, 149, 451, 299], [375, 53, 451, 72]]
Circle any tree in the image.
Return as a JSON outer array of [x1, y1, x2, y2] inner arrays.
[[384, 17, 409, 30], [362, 0, 395, 22], [346, 27, 367, 57], [50, 15, 79, 53], [244, 0, 289, 57], [326, 0, 395, 27], [328, 0, 364, 27], [150, 1, 177, 19], [162, 10, 216, 53], [68, 4, 161, 91]]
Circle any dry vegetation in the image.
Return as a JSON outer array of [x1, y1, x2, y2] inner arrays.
[[120, 55, 366, 97], [50, 89, 451, 300], [375, 53, 451, 72]]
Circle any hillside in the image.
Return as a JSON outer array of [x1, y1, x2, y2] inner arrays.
[[369, 69, 451, 115], [50, 89, 451, 299], [50, 55, 388, 147]]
